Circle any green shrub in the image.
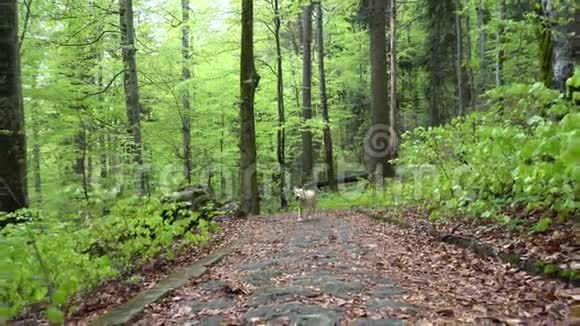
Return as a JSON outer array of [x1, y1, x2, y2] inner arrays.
[[394, 83, 578, 222], [0, 196, 215, 321], [320, 83, 579, 229]]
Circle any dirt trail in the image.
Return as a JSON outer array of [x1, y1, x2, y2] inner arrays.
[[128, 211, 571, 325]]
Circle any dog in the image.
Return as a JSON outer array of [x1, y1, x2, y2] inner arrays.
[[293, 187, 317, 221]]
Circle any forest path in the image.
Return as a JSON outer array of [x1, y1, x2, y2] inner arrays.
[[121, 210, 568, 325]]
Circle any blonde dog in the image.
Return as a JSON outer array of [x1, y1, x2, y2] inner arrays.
[[293, 187, 317, 221]]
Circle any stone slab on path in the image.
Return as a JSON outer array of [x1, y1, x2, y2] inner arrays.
[[98, 211, 570, 324], [90, 239, 245, 326]]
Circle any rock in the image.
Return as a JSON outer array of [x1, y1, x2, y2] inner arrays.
[[248, 286, 320, 305], [163, 184, 213, 211], [242, 270, 284, 286], [197, 316, 224, 326], [349, 319, 403, 326], [293, 313, 337, 326], [198, 280, 227, 292], [293, 274, 362, 298], [367, 299, 415, 314], [241, 256, 301, 271], [368, 286, 405, 299], [218, 202, 244, 217], [188, 298, 235, 313], [242, 303, 340, 324]]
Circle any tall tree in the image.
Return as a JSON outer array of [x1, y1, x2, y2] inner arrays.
[[0, 0, 28, 212], [181, 0, 193, 185], [315, 1, 337, 192], [425, 0, 457, 126], [539, 0, 576, 92], [240, 0, 260, 215], [367, 0, 395, 182], [455, 0, 464, 115], [476, 0, 487, 93], [463, 6, 475, 110], [495, 0, 505, 87], [301, 4, 314, 185], [31, 113, 41, 201], [390, 0, 399, 149], [273, 0, 288, 208], [119, 0, 147, 194]]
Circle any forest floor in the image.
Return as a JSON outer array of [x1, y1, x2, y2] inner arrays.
[[63, 210, 578, 325]]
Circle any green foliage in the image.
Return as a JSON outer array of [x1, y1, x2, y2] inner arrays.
[[543, 263, 557, 276], [530, 217, 552, 234], [0, 198, 215, 320], [566, 66, 580, 102], [393, 83, 578, 221], [320, 83, 579, 232]]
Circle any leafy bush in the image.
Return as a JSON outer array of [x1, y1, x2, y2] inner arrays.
[[0, 197, 215, 322], [320, 83, 579, 225], [397, 83, 578, 220]]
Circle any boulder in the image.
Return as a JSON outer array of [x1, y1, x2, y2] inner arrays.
[[162, 185, 213, 211]]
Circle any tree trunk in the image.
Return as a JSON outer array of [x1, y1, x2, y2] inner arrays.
[[477, 0, 487, 92], [240, 0, 260, 215], [219, 111, 226, 198], [495, 0, 505, 87], [119, 0, 147, 195], [389, 0, 399, 155], [426, 0, 456, 126], [540, 0, 576, 91], [0, 0, 28, 213], [100, 134, 109, 179], [301, 4, 314, 186], [74, 125, 89, 202], [32, 115, 41, 201], [464, 12, 476, 110], [181, 0, 193, 185], [315, 1, 337, 192], [455, 1, 464, 116], [367, 0, 395, 183], [274, 0, 288, 208]]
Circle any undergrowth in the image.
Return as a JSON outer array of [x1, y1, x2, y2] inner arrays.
[[0, 196, 219, 323], [320, 82, 579, 230]]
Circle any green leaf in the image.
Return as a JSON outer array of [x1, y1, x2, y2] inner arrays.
[[32, 286, 48, 302], [52, 288, 68, 305], [45, 307, 64, 324]]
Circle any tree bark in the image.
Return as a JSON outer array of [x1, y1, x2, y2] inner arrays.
[[273, 0, 288, 208], [540, 0, 576, 91], [240, 0, 260, 215], [119, 0, 147, 195], [464, 11, 476, 110], [32, 115, 41, 201], [477, 0, 487, 92], [495, 0, 505, 87], [455, 1, 464, 116], [426, 0, 456, 126], [74, 125, 89, 202], [367, 0, 395, 183], [301, 4, 314, 186], [315, 1, 337, 192], [0, 0, 28, 212], [389, 0, 399, 155], [181, 0, 193, 185]]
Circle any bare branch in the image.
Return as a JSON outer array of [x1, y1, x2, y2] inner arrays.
[[78, 70, 125, 100], [56, 30, 120, 47], [256, 57, 277, 76], [19, 0, 33, 51]]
